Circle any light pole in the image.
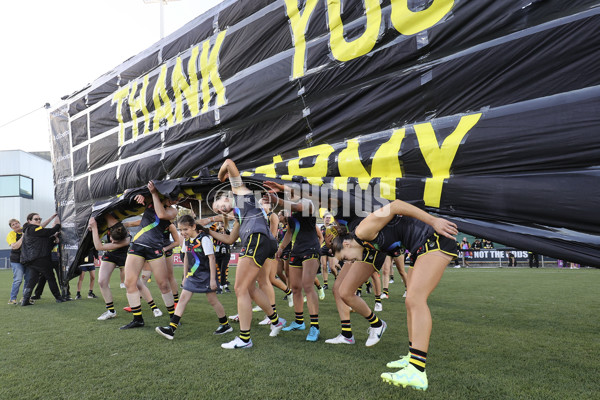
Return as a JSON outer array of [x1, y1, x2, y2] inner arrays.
[[143, 0, 181, 39]]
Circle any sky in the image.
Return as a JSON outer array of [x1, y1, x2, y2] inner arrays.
[[0, 0, 224, 152]]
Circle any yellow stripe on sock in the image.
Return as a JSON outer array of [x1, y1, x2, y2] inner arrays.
[[411, 359, 426, 368]]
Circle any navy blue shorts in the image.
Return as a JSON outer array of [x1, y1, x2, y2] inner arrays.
[[80, 263, 96, 272]]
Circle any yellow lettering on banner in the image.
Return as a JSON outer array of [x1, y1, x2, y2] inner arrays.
[[255, 155, 283, 178], [128, 75, 150, 141], [371, 128, 405, 200], [390, 0, 454, 36], [200, 30, 227, 112], [113, 87, 130, 146], [284, 0, 319, 79], [172, 46, 200, 123], [328, 0, 382, 62], [283, 144, 335, 186], [152, 64, 174, 130], [415, 113, 481, 207], [336, 139, 371, 191]]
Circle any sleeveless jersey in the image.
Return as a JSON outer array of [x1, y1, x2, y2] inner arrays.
[[133, 204, 172, 248], [357, 215, 433, 255], [185, 232, 212, 278], [233, 193, 274, 245], [287, 205, 319, 253]]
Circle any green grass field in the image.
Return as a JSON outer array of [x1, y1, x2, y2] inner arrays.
[[1, 266, 598, 400]]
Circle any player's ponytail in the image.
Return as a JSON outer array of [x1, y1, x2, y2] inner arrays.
[[196, 223, 209, 235]]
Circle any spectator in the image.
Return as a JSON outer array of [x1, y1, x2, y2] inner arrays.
[[528, 252, 539, 268], [6, 219, 27, 304], [507, 251, 517, 267], [31, 234, 61, 300], [20, 213, 64, 305], [472, 239, 482, 250], [482, 239, 494, 249], [453, 241, 461, 267], [212, 222, 231, 293], [461, 237, 471, 267]]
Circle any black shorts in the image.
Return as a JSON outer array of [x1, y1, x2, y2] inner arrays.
[[164, 249, 173, 258], [79, 263, 96, 272], [360, 248, 388, 272], [281, 248, 291, 260], [101, 251, 127, 268], [289, 251, 320, 267], [319, 244, 333, 257], [412, 234, 457, 264], [128, 243, 164, 261], [391, 247, 405, 258], [240, 233, 277, 267], [215, 253, 230, 263]]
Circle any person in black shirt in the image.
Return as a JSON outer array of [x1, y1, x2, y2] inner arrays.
[[528, 252, 539, 268], [120, 181, 178, 330], [89, 215, 159, 321], [331, 199, 457, 391], [20, 212, 63, 305], [319, 212, 338, 288], [211, 222, 231, 293], [265, 185, 322, 343]]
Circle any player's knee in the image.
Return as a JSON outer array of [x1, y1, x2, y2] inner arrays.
[[339, 286, 355, 304], [124, 279, 137, 290], [157, 281, 170, 293], [404, 292, 424, 311]]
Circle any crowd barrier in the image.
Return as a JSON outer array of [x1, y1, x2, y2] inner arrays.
[[458, 248, 555, 267]]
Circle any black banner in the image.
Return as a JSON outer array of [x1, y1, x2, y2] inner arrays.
[[49, 0, 600, 278]]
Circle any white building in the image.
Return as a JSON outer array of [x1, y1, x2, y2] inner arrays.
[[0, 150, 56, 267]]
